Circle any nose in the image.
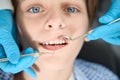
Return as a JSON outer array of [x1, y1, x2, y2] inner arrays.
[[45, 13, 65, 30]]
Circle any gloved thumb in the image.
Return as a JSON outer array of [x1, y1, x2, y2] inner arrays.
[[99, 0, 120, 24]]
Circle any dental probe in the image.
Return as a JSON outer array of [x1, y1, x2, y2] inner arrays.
[[64, 17, 120, 41], [0, 52, 52, 62], [108, 17, 120, 25]]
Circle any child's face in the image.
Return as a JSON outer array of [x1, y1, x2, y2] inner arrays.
[[16, 0, 89, 70]]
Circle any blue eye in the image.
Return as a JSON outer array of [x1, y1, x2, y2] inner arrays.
[[28, 7, 42, 13], [66, 7, 79, 13]]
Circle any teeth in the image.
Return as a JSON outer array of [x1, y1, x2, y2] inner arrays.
[[43, 42, 49, 45], [42, 40, 66, 45]]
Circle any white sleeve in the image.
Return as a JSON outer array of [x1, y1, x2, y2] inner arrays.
[[0, 0, 13, 11]]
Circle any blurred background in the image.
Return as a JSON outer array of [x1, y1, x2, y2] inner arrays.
[[78, 0, 120, 78]]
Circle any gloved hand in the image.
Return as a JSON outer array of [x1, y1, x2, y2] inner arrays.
[[0, 10, 20, 63], [0, 10, 38, 78], [0, 47, 38, 78], [86, 0, 120, 46]]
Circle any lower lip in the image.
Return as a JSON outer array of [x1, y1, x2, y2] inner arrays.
[[39, 44, 67, 51]]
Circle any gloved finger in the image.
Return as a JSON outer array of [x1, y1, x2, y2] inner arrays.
[[0, 10, 20, 64], [24, 67, 37, 78], [23, 47, 39, 56], [0, 45, 6, 58], [0, 10, 13, 30], [23, 47, 34, 54], [0, 55, 37, 73], [102, 31, 120, 38], [0, 33, 20, 64], [86, 22, 120, 40], [0, 10, 17, 43], [103, 37, 120, 46], [13, 55, 37, 73], [99, 0, 120, 24]]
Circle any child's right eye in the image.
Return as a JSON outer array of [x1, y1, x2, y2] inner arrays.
[[28, 7, 43, 13]]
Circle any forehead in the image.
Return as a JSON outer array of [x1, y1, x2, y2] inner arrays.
[[19, 0, 86, 5]]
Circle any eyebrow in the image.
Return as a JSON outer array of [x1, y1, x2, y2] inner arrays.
[[19, 0, 27, 2], [19, 0, 31, 3]]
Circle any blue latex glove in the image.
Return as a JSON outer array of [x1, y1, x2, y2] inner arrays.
[[0, 10, 38, 78], [0, 47, 38, 78], [0, 10, 20, 63], [86, 0, 120, 46]]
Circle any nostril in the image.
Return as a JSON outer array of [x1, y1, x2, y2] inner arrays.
[[48, 25, 52, 28], [45, 23, 65, 30], [60, 24, 62, 27], [59, 24, 64, 29]]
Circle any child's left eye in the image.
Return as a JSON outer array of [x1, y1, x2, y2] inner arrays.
[[28, 7, 42, 13], [66, 7, 80, 13]]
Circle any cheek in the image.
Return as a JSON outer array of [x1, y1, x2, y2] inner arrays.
[[17, 18, 40, 48], [17, 11, 42, 39], [66, 16, 89, 37], [62, 15, 89, 61], [18, 17, 41, 38]]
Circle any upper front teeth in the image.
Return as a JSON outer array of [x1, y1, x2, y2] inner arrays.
[[42, 40, 66, 45]]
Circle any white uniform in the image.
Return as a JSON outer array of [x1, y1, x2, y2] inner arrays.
[[0, 0, 13, 10]]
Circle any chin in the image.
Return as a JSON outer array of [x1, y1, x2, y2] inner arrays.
[[34, 47, 78, 71], [35, 56, 73, 71]]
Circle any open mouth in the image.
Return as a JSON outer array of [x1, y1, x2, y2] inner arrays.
[[39, 36, 68, 51]]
